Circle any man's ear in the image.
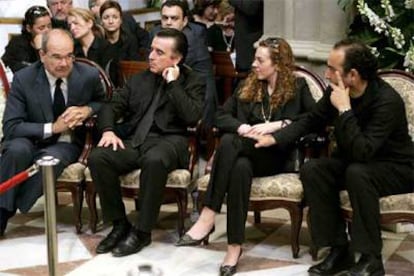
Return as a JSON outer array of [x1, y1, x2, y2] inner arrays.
[[349, 68, 360, 81], [174, 55, 182, 66], [183, 16, 188, 27], [39, 49, 46, 63]]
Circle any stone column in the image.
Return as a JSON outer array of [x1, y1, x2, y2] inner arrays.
[[263, 0, 349, 75]]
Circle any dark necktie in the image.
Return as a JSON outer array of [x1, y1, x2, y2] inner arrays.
[[131, 80, 163, 148], [53, 78, 65, 120]]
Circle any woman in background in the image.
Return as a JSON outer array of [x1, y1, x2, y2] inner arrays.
[[2, 6, 52, 72], [67, 7, 110, 69], [176, 37, 316, 276], [99, 0, 139, 87], [207, 4, 235, 52]]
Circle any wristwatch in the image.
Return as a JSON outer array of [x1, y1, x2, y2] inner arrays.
[[338, 108, 351, 116]]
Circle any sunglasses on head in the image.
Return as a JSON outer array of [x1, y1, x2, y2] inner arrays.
[[27, 6, 50, 18], [263, 37, 281, 49]]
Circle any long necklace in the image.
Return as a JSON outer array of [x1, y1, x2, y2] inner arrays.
[[261, 101, 273, 123], [222, 31, 234, 52]]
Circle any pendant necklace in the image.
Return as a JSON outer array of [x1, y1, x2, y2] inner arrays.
[[261, 101, 273, 123], [222, 31, 234, 52]]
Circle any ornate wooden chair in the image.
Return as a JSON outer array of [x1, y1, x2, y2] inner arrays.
[[55, 58, 113, 233], [195, 65, 327, 258], [339, 70, 414, 236], [0, 58, 112, 233], [84, 60, 200, 235], [117, 60, 149, 88]]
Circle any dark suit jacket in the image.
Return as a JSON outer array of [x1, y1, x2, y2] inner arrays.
[[229, 0, 263, 72], [274, 78, 414, 164], [98, 66, 205, 167], [74, 36, 112, 69], [216, 77, 315, 134], [150, 23, 217, 126], [2, 61, 106, 147], [1, 34, 39, 73]]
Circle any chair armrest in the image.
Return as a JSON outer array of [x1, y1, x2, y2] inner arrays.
[[77, 116, 97, 165]]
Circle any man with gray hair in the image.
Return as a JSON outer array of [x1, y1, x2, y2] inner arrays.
[[0, 29, 105, 237], [47, 0, 73, 29]]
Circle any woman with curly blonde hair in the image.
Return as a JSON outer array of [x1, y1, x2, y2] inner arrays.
[[176, 37, 316, 276]]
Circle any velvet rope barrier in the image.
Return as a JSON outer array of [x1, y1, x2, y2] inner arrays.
[[0, 164, 39, 194]]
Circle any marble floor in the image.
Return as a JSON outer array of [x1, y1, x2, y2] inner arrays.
[[0, 193, 413, 276]]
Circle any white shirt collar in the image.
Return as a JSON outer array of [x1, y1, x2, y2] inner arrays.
[[44, 69, 67, 87]]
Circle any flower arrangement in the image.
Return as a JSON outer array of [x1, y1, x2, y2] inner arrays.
[[339, 0, 414, 72]]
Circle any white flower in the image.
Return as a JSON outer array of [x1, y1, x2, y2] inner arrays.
[[405, 0, 414, 9], [381, 0, 395, 21], [355, 0, 412, 72], [403, 44, 414, 71]]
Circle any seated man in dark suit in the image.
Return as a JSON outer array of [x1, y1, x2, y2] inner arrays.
[[248, 39, 414, 276], [150, 0, 217, 127], [88, 28, 205, 257], [0, 29, 105, 236]]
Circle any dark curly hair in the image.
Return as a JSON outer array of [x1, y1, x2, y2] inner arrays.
[[333, 38, 378, 81], [192, 0, 221, 16], [239, 37, 296, 110], [22, 6, 51, 38]]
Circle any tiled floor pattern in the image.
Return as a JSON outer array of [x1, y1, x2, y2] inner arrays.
[[0, 193, 413, 275]]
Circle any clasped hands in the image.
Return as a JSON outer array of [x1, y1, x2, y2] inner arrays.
[[52, 106, 92, 134], [237, 120, 291, 148]]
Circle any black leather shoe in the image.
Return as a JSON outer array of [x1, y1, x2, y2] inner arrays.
[[308, 245, 354, 275], [0, 208, 15, 237], [340, 254, 385, 276], [175, 226, 215, 246], [112, 228, 151, 257], [219, 248, 243, 276], [96, 222, 131, 254]]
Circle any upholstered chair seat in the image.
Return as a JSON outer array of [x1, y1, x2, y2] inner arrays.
[[197, 173, 303, 202], [120, 169, 192, 189], [340, 191, 414, 215]]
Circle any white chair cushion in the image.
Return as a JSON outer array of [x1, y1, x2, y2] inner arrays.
[[340, 190, 414, 214], [196, 173, 303, 202], [84, 167, 192, 189], [57, 162, 86, 182]]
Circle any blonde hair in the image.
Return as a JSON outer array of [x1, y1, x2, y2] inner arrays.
[[239, 37, 296, 109], [68, 7, 95, 24]]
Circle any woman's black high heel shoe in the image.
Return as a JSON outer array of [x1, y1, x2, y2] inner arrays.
[[219, 248, 243, 276], [175, 226, 215, 246]]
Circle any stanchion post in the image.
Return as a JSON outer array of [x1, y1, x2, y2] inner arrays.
[[37, 156, 60, 276]]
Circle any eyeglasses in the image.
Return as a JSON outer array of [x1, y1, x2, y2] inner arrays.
[[26, 6, 50, 18], [47, 53, 75, 62]]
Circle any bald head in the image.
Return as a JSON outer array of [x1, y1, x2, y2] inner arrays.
[[40, 29, 75, 78]]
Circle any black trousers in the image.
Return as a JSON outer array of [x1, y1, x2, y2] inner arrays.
[[87, 136, 180, 233], [300, 157, 413, 255], [204, 133, 289, 244], [0, 138, 81, 213]]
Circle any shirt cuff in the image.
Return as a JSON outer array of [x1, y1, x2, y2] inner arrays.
[[44, 123, 53, 138]]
